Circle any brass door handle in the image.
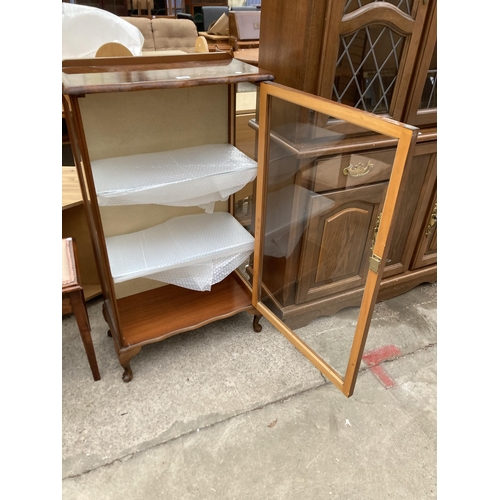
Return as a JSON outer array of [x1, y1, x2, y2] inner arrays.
[[425, 202, 437, 237], [343, 160, 374, 177]]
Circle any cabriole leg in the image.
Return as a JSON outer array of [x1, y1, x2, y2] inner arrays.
[[118, 347, 142, 383], [253, 314, 263, 332]]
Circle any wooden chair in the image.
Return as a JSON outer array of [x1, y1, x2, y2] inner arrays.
[[62, 238, 101, 381], [95, 42, 133, 58], [195, 36, 209, 53]]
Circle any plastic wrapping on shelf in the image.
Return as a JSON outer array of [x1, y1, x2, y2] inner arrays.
[[105, 212, 254, 291], [92, 144, 258, 212], [62, 3, 144, 60]]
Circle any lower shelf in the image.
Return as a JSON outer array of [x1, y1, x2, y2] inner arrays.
[[114, 272, 254, 348]]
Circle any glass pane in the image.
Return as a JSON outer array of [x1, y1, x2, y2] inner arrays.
[[333, 25, 405, 114], [257, 95, 397, 379], [419, 45, 437, 109]]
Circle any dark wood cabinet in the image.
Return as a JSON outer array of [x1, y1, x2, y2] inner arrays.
[[256, 0, 437, 327], [259, 0, 436, 126]]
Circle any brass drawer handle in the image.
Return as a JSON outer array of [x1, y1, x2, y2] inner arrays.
[[425, 202, 437, 237], [343, 160, 374, 177]]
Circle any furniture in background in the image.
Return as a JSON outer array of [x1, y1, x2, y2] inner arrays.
[[122, 16, 209, 53], [255, 0, 437, 328], [176, 12, 196, 23], [95, 42, 133, 57], [62, 0, 129, 16], [62, 238, 101, 381], [198, 32, 232, 52], [228, 10, 260, 51], [166, 0, 186, 16], [129, 0, 154, 15], [184, 1, 228, 31], [62, 167, 102, 313], [201, 5, 229, 31], [232, 47, 258, 66]]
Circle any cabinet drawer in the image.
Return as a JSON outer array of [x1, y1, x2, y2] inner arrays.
[[307, 148, 396, 192]]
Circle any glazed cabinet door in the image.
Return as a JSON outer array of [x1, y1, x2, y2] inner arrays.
[[252, 82, 417, 397], [402, 0, 437, 127], [260, 0, 436, 123], [318, 0, 433, 121]]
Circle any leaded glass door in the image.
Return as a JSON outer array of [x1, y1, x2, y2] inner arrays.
[[319, 0, 433, 124]]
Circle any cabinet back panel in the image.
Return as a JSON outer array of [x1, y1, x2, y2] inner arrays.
[[79, 85, 229, 161], [99, 201, 229, 237], [78, 85, 231, 297]]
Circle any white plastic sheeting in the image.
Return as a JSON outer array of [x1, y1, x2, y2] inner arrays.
[[62, 3, 144, 60], [92, 144, 258, 212], [105, 212, 254, 291]]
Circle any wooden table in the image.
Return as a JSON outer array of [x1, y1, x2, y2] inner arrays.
[[198, 32, 232, 53], [233, 48, 259, 66], [62, 166, 101, 314]]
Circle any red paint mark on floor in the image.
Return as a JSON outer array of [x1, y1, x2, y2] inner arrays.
[[362, 344, 402, 388]]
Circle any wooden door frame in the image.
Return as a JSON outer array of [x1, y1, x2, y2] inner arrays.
[[252, 81, 418, 397]]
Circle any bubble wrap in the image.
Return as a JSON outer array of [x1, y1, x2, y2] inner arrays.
[[105, 212, 254, 291], [92, 144, 258, 212]]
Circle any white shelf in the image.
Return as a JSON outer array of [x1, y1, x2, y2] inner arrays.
[[92, 143, 257, 210], [105, 212, 254, 291]]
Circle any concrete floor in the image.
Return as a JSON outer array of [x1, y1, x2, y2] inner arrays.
[[62, 282, 437, 499]]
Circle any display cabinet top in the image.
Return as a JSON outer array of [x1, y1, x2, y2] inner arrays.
[[62, 53, 273, 95]]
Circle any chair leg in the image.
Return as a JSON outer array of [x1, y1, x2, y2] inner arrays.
[[68, 290, 101, 381]]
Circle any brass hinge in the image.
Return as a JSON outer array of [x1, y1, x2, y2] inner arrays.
[[369, 254, 382, 274]]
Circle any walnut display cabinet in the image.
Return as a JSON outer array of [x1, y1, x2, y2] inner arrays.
[[257, 0, 437, 327], [62, 52, 416, 397]]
